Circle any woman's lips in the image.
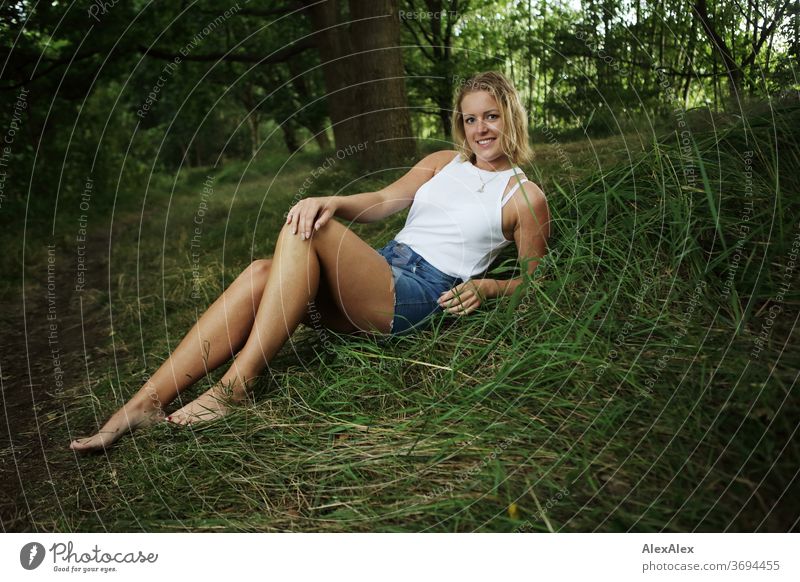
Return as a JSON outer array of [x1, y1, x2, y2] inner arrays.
[[476, 137, 496, 148]]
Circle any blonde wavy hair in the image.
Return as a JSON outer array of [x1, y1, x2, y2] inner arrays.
[[451, 71, 533, 167]]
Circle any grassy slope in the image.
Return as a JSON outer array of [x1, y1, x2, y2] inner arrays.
[[30, 102, 800, 532]]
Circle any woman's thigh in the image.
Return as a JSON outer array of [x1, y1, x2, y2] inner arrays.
[[303, 220, 395, 335]]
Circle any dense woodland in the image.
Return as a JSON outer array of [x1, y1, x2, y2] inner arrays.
[[0, 0, 796, 197]]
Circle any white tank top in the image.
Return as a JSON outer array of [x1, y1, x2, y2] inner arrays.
[[394, 153, 529, 282]]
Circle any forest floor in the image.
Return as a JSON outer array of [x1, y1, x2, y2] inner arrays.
[[0, 211, 135, 528], [2, 122, 796, 532]]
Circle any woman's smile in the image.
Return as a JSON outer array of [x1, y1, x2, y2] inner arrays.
[[460, 90, 510, 170]]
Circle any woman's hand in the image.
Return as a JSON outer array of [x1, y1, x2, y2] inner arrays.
[[286, 196, 339, 240], [438, 279, 491, 315]]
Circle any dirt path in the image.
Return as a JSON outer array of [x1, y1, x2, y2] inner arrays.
[[0, 221, 119, 531]]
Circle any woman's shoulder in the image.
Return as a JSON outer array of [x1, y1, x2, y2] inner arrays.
[[426, 149, 460, 159], [425, 150, 461, 175]]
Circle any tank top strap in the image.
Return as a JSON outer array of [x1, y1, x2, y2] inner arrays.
[[501, 174, 528, 207]]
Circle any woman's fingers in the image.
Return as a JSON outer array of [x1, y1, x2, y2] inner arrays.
[[315, 207, 333, 231], [304, 204, 323, 237], [288, 201, 317, 239], [447, 295, 478, 314], [298, 204, 312, 239], [288, 205, 302, 234], [439, 288, 480, 313], [287, 198, 337, 239], [439, 280, 487, 315]]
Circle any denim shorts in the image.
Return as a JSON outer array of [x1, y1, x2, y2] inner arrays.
[[375, 239, 463, 336]]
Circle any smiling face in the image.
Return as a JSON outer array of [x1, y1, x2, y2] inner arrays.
[[459, 90, 511, 171]]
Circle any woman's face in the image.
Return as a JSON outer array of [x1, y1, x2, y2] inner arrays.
[[460, 90, 509, 169]]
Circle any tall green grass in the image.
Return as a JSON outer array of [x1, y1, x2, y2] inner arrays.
[[34, 99, 800, 532]]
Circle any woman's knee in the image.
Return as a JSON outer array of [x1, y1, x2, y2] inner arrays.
[[285, 215, 344, 240], [243, 259, 272, 284]]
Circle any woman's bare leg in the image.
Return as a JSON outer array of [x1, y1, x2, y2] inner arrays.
[[168, 219, 395, 424], [70, 259, 277, 451]]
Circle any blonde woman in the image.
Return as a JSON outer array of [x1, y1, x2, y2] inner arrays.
[[70, 71, 550, 451]]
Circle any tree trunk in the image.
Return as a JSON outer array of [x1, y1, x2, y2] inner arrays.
[[304, 0, 362, 153], [313, 129, 331, 150], [280, 120, 300, 153], [304, 0, 415, 169], [349, 0, 415, 168], [247, 113, 260, 158], [682, 17, 698, 107], [693, 0, 744, 108]]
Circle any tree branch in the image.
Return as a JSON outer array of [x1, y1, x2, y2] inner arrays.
[[137, 36, 314, 64], [0, 49, 103, 91], [558, 49, 718, 79], [742, 0, 790, 68], [692, 0, 738, 72], [402, 17, 435, 62]]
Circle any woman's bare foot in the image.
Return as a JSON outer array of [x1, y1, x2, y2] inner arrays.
[[69, 404, 165, 452], [167, 380, 249, 426]]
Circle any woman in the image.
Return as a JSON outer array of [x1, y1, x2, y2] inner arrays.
[[69, 71, 550, 452]]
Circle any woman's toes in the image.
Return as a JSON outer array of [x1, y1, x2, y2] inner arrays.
[[69, 434, 105, 452], [166, 412, 187, 426]]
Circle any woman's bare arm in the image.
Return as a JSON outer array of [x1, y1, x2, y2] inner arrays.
[[488, 181, 550, 298], [334, 150, 457, 223]]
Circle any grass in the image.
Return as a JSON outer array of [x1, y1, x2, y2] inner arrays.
[[18, 99, 800, 532]]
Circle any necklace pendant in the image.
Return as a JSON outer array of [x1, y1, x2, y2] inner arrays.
[[478, 185, 485, 193]]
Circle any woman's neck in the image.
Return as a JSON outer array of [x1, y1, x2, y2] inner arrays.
[[470, 154, 512, 172]]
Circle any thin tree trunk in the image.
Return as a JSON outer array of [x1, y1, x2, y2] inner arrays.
[[682, 18, 697, 108], [694, 0, 744, 107], [280, 120, 300, 153], [314, 130, 331, 150], [247, 113, 260, 158], [303, 0, 362, 152]]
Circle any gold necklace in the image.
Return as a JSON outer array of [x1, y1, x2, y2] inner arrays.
[[475, 166, 505, 193]]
